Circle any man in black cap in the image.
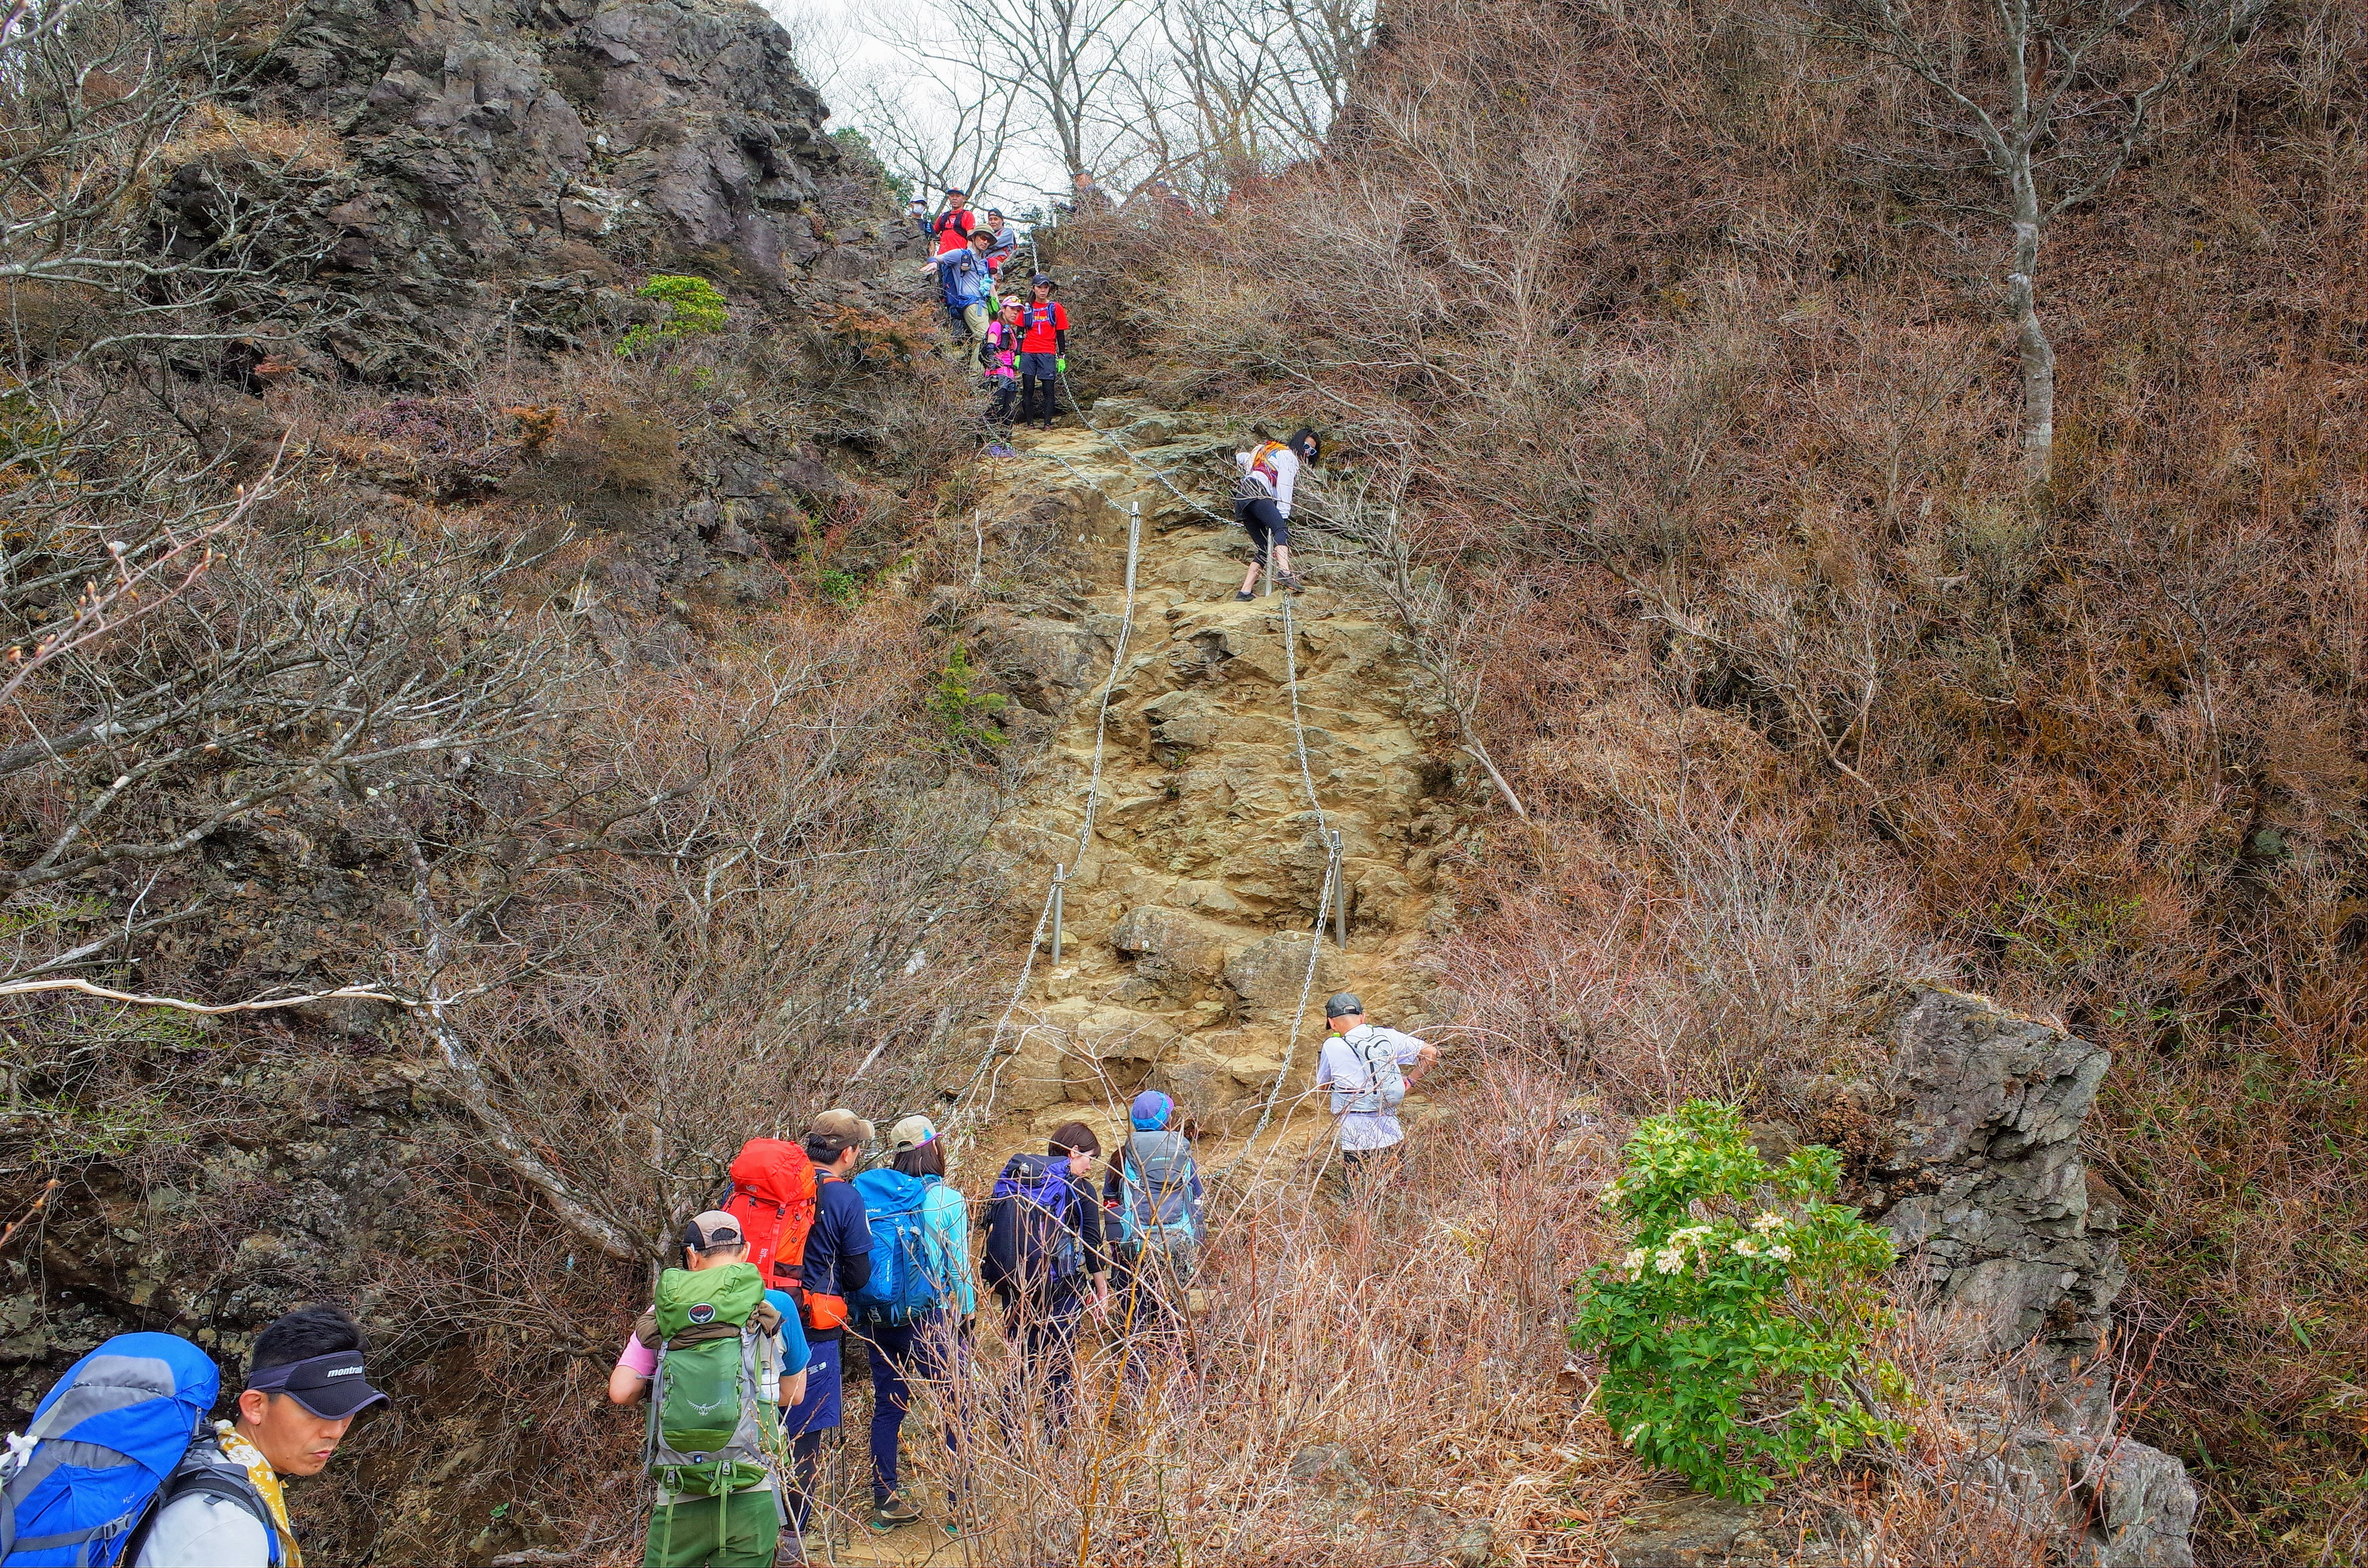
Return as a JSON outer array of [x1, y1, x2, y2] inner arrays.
[[132, 1304, 386, 1566], [1313, 993, 1438, 1198]]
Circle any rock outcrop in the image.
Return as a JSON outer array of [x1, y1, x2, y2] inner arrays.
[[1826, 989, 2194, 1568], [240, 0, 913, 373], [949, 401, 1466, 1159]]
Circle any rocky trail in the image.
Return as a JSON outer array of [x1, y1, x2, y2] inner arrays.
[[950, 401, 1465, 1176]]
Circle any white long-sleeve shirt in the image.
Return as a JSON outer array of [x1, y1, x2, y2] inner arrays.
[[1235, 443, 1301, 518]]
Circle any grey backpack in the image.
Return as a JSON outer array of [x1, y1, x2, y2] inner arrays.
[[1118, 1130, 1203, 1247]]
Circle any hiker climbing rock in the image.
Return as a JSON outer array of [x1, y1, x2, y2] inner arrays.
[[1314, 993, 1438, 1195], [981, 1121, 1111, 1433], [1017, 275, 1069, 428], [1106, 1091, 1206, 1379], [606, 1213, 806, 1568], [906, 195, 930, 244], [923, 230, 1000, 373], [118, 1306, 387, 1567], [1233, 428, 1320, 599], [847, 1115, 977, 1536], [779, 1109, 875, 1556]]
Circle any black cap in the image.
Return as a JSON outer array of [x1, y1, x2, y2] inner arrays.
[[1325, 992, 1364, 1018], [247, 1350, 387, 1420]]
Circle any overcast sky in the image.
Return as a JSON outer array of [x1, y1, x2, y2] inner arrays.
[[761, 0, 1078, 219]]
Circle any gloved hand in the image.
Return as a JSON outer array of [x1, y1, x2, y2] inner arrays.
[[1056, 356, 1068, 375]]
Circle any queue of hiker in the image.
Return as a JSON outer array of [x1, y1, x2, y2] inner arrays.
[[913, 188, 1071, 437], [0, 995, 1435, 1568]]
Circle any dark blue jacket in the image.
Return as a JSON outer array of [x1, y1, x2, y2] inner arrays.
[[800, 1171, 874, 1340]]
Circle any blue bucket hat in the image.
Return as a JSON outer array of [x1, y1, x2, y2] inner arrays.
[[1130, 1090, 1173, 1131]]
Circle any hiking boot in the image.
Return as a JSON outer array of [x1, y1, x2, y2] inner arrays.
[[1233, 590, 1254, 602], [868, 1494, 924, 1531], [1281, 571, 1307, 592]]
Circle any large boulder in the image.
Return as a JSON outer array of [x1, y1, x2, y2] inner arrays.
[[1843, 988, 2195, 1568]]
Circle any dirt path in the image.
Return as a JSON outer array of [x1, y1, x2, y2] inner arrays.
[[822, 401, 1460, 1567]]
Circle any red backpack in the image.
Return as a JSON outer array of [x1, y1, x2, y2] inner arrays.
[[722, 1139, 817, 1294]]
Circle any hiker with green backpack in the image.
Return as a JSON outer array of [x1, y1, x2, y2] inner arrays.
[[606, 1212, 808, 1568], [845, 1116, 977, 1536]]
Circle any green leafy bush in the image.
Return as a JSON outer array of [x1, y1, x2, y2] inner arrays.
[[1571, 1101, 1907, 1501], [617, 274, 729, 356]]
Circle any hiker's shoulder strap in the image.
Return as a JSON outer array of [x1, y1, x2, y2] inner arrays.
[[122, 1456, 280, 1567]]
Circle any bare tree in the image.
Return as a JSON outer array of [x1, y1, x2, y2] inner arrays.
[[1113, 0, 1371, 197], [1812, 0, 2264, 488], [848, 63, 1021, 201], [933, 0, 1155, 182]]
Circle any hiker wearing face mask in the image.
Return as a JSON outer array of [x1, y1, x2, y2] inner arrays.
[[1313, 993, 1439, 1197], [980, 1122, 1110, 1431], [1232, 427, 1320, 600], [126, 1305, 389, 1567]]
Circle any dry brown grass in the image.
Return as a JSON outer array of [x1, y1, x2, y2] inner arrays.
[[1043, 0, 2368, 1555]]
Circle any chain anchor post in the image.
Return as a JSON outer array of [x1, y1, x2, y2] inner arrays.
[[1050, 864, 1067, 965]]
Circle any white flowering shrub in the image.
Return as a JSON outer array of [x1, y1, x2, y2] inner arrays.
[[1570, 1101, 1907, 1501]]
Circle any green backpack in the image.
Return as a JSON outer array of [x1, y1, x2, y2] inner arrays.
[[643, 1262, 779, 1498]]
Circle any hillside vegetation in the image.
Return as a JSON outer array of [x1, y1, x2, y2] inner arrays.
[[1048, 0, 2368, 1556]]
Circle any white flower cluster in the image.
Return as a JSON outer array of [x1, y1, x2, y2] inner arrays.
[[1608, 1213, 1798, 1281], [1732, 1212, 1794, 1262]]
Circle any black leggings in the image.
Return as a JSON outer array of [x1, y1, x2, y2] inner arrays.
[[1021, 374, 1057, 422], [1235, 496, 1288, 558]]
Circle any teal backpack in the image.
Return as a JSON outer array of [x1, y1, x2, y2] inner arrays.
[[643, 1263, 779, 1499]]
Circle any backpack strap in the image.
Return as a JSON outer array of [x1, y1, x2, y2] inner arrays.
[[120, 1460, 281, 1567]]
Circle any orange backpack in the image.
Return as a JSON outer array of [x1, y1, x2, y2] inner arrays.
[[721, 1139, 845, 1328]]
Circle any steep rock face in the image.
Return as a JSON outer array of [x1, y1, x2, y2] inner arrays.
[[947, 400, 1467, 1160], [253, 0, 911, 372]]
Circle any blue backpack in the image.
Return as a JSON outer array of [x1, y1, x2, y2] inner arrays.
[[980, 1153, 1082, 1295], [0, 1333, 268, 1568], [847, 1169, 951, 1325]]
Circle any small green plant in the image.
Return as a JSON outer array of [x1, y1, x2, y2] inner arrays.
[[816, 567, 859, 607], [928, 645, 1006, 751], [1572, 1100, 1908, 1502], [616, 274, 729, 356]]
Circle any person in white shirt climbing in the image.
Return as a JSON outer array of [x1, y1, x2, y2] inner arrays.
[[1313, 992, 1438, 1197], [1231, 427, 1319, 600]]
